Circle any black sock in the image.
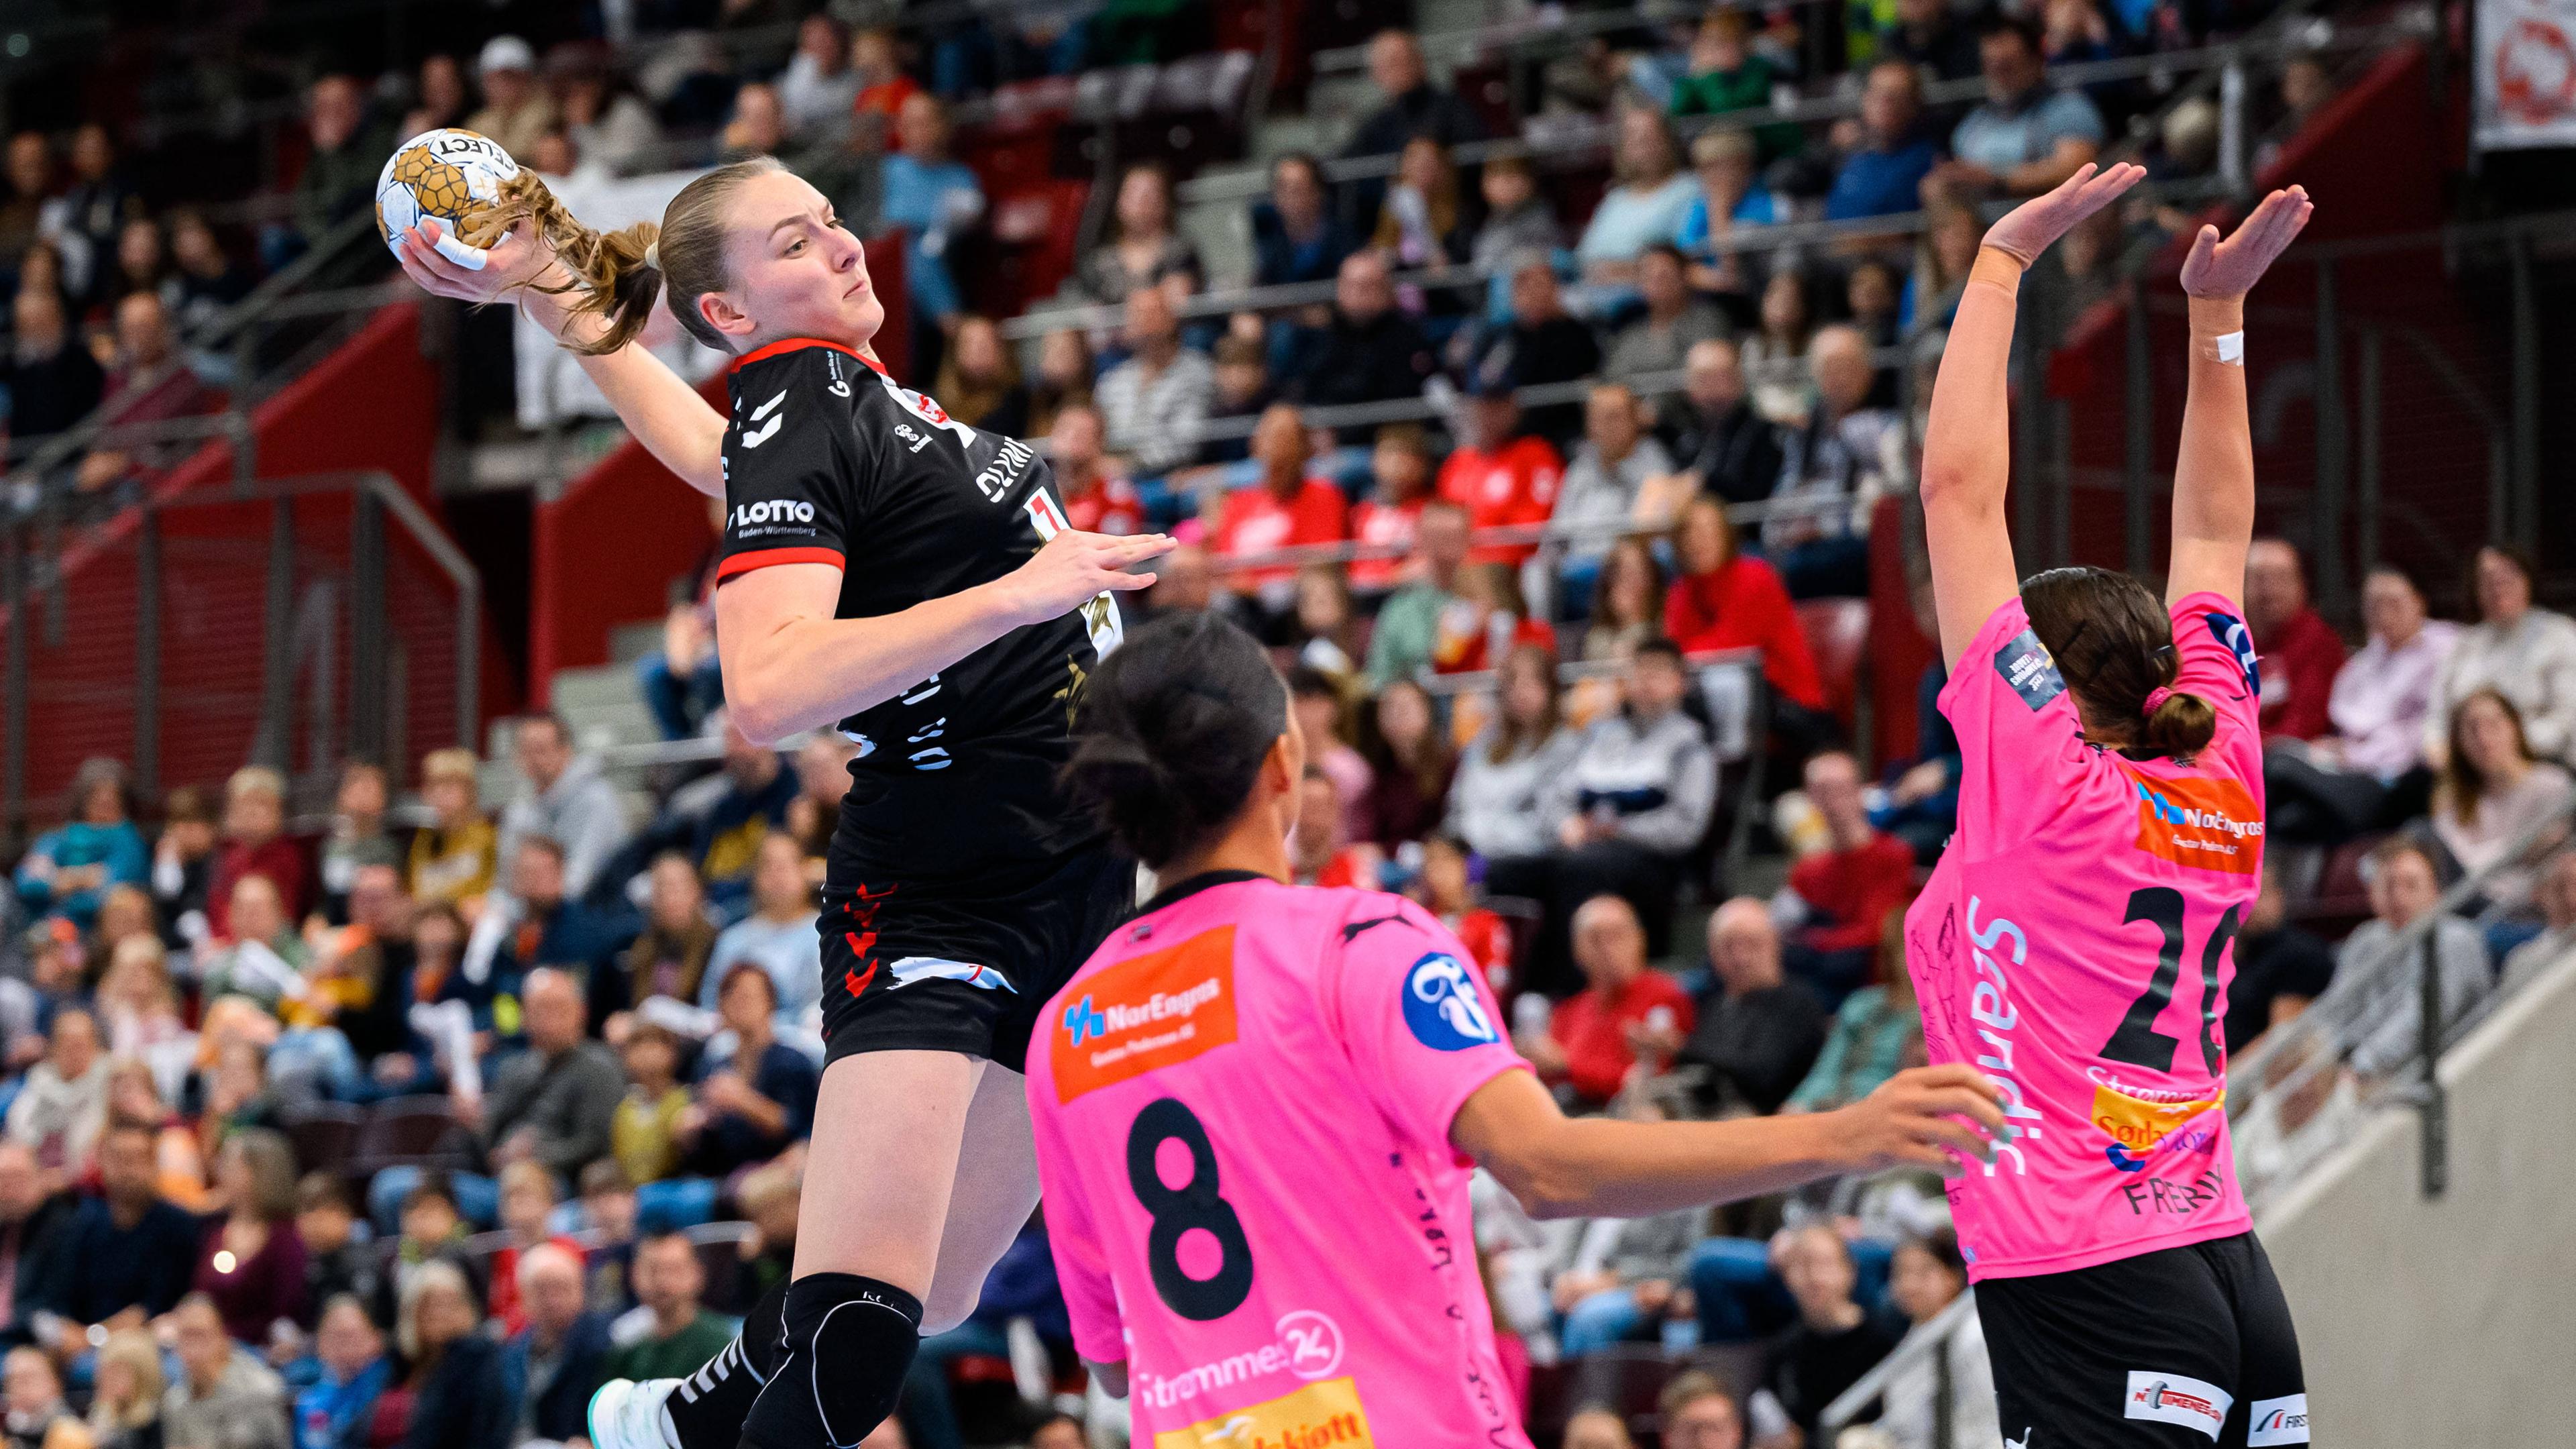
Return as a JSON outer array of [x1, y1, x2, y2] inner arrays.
[[739, 1274, 924, 1449], [662, 1280, 790, 1449]]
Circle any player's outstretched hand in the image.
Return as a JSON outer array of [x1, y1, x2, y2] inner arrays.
[[997, 528, 1177, 629], [1980, 161, 2149, 266], [1827, 1063, 2009, 1178], [394, 217, 559, 307], [2180, 184, 2313, 300]]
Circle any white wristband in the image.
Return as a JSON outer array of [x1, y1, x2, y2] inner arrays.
[[2214, 331, 2245, 366]]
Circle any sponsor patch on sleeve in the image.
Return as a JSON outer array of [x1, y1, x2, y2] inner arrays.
[[1993, 629, 2068, 711], [2204, 610, 2261, 695], [1401, 953, 1499, 1052], [2246, 1393, 2310, 1446], [1052, 927, 1239, 1103], [2125, 1371, 2233, 1440]]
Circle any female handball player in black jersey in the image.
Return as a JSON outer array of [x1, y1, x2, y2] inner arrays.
[[395, 156, 1171, 1449]]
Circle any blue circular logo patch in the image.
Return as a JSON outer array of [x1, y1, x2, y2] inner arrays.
[[1401, 953, 1497, 1052]]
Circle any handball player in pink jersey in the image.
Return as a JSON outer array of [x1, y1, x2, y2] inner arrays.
[[1026, 612, 2010, 1448], [1910, 165, 2316, 1446]]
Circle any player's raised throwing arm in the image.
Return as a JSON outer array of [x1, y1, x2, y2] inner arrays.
[[1451, 1059, 2008, 1220], [2166, 186, 2313, 609], [396, 217, 730, 496], [1918, 163, 2145, 670]]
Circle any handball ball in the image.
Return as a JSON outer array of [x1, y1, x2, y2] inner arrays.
[[376, 128, 522, 270]]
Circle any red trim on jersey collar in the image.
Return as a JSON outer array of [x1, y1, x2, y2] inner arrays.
[[730, 336, 891, 378], [714, 546, 847, 582]]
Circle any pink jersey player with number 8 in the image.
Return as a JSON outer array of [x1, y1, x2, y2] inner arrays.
[[1025, 612, 2013, 1448]]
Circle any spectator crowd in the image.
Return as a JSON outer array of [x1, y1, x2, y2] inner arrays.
[[0, 3, 2521, 1448]]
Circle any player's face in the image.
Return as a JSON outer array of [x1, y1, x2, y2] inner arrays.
[[724, 170, 882, 352]]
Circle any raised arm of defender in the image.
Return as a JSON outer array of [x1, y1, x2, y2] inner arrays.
[[2166, 186, 2312, 609], [395, 218, 731, 496], [1917, 162, 2146, 670]]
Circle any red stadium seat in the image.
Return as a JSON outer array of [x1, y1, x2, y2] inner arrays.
[[1562, 1346, 1678, 1440], [1677, 1341, 1769, 1401], [2294, 833, 2389, 939], [354, 1096, 476, 1175], [279, 1102, 365, 1179], [1796, 598, 1872, 735]]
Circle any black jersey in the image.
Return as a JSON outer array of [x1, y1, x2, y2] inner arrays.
[[714, 337, 1124, 888]]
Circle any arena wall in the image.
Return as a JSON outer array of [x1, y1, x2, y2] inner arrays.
[[2257, 952, 2576, 1447]]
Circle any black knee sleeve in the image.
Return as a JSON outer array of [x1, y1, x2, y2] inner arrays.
[[740, 1275, 923, 1449], [664, 1281, 790, 1449]]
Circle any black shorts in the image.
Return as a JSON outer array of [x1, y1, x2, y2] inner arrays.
[[1977, 1232, 2308, 1448], [817, 847, 1136, 1073]]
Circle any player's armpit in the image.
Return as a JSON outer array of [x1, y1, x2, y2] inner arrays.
[[1086, 1360, 1129, 1400]]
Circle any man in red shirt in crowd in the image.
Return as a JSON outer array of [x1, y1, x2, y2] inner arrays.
[[2244, 536, 2347, 741], [1520, 894, 1695, 1110], [1435, 375, 1562, 564], [1348, 422, 1435, 594], [1214, 402, 1350, 615], [1776, 750, 1915, 1006], [1046, 402, 1144, 536]]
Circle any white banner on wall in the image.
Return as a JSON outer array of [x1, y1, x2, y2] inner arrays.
[[513, 166, 731, 429], [2477, 0, 2576, 150]]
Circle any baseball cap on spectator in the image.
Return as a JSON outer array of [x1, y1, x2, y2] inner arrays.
[[478, 36, 537, 78]]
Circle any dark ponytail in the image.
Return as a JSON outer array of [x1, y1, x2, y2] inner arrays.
[[484, 156, 786, 356], [2023, 566, 2218, 761], [1061, 613, 1291, 869]]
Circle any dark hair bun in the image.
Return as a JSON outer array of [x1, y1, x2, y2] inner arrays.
[[2139, 690, 2218, 759], [1061, 613, 1289, 869]]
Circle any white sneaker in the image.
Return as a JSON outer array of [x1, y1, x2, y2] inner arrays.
[[588, 1378, 680, 1449]]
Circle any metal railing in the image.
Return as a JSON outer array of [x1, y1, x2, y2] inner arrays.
[[1, 469, 480, 832], [3, 209, 392, 504], [2225, 790, 2576, 1212], [1073, 342, 1918, 464], [1177, 8, 2429, 207], [1820, 1288, 1980, 1437]]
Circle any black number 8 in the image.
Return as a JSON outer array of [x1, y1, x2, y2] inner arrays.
[[1125, 1097, 1254, 1322]]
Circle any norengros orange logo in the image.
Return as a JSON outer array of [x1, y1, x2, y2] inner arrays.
[[1151, 1377, 1375, 1449], [2130, 773, 2263, 874], [1053, 926, 1239, 1103]]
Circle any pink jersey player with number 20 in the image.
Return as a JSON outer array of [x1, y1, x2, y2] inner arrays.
[[1025, 612, 2011, 1448], [1908, 164, 2316, 1448]]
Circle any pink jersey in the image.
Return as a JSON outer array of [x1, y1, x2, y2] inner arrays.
[[1025, 873, 1532, 1448], [1904, 590, 2263, 1281]]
